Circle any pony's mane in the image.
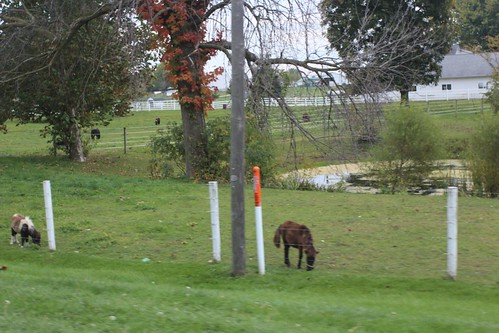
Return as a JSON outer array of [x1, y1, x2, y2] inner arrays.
[[22, 216, 34, 228]]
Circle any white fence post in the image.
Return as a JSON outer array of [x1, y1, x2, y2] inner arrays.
[[209, 181, 221, 262], [447, 186, 458, 280], [43, 180, 56, 251]]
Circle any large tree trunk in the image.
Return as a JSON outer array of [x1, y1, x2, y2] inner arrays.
[[400, 89, 409, 106], [138, 1, 214, 179], [69, 107, 86, 162], [181, 105, 207, 178], [176, 24, 209, 178]]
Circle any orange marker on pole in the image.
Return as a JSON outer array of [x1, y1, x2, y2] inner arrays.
[[253, 166, 265, 274], [253, 166, 261, 207]]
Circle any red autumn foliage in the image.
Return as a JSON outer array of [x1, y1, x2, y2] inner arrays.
[[137, 0, 223, 114]]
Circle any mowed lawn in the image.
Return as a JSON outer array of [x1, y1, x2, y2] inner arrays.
[[0, 109, 498, 332]]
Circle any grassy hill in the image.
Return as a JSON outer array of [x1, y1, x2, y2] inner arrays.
[[1, 105, 498, 332], [1, 148, 498, 332]]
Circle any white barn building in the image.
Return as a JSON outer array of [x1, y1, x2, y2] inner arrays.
[[411, 45, 498, 101]]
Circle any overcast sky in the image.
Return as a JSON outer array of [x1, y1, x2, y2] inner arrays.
[[205, 0, 335, 90]]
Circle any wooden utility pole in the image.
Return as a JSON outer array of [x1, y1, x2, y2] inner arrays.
[[230, 0, 246, 276]]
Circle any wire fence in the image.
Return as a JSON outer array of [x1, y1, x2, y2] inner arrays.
[[89, 98, 494, 153], [0, 126, 162, 155], [89, 125, 164, 152], [0, 95, 491, 156]]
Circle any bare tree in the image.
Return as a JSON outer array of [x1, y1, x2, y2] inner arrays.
[[199, 0, 454, 164]]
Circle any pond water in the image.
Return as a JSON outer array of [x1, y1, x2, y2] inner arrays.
[[306, 171, 450, 195], [293, 160, 466, 194], [307, 173, 350, 187]]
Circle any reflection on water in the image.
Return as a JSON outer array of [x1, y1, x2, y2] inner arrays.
[[307, 173, 349, 187]]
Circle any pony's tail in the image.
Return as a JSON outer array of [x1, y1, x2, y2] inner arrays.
[[273, 226, 281, 248]]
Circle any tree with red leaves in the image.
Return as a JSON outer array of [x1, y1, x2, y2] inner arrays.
[[138, 0, 223, 178]]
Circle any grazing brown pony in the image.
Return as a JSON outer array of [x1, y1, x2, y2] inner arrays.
[[273, 221, 318, 271], [10, 213, 41, 246]]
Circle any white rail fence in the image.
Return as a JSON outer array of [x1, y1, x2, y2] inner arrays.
[[132, 89, 489, 111]]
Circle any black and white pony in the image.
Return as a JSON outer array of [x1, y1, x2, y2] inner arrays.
[[11, 213, 41, 246]]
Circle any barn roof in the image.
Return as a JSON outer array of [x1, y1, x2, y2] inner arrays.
[[441, 51, 499, 79]]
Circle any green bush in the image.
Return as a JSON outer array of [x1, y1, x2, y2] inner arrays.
[[149, 116, 277, 183], [369, 107, 443, 192], [443, 137, 469, 159], [245, 116, 277, 184], [466, 115, 499, 197], [484, 65, 498, 115], [149, 122, 185, 178], [485, 86, 499, 115]]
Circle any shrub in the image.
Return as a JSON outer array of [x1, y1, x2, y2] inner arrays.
[[369, 107, 442, 192], [149, 122, 184, 178], [485, 85, 499, 115], [149, 116, 277, 183], [484, 48, 498, 115], [245, 116, 277, 185], [466, 115, 499, 197]]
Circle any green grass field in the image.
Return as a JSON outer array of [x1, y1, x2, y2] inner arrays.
[[0, 107, 498, 332]]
